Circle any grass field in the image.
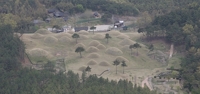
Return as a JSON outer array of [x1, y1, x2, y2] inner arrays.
[[22, 29, 181, 86]]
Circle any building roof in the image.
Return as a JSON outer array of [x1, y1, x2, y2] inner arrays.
[[74, 27, 88, 32]]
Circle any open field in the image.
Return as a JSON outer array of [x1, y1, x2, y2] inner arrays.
[[21, 29, 181, 86]]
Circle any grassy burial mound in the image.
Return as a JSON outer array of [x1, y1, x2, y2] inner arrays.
[[44, 36, 58, 44], [97, 44, 106, 49], [118, 38, 135, 46], [89, 40, 100, 47], [79, 66, 86, 71], [108, 30, 121, 36], [28, 48, 50, 57], [54, 33, 71, 38], [87, 53, 101, 58], [67, 31, 75, 34], [35, 28, 52, 34], [79, 35, 89, 40], [30, 33, 44, 39], [121, 45, 130, 51], [75, 43, 86, 48], [106, 47, 123, 56], [87, 59, 97, 65], [99, 61, 110, 66], [117, 34, 130, 39], [115, 56, 129, 63], [78, 30, 89, 35], [92, 33, 104, 40], [86, 46, 99, 53], [58, 36, 71, 43]]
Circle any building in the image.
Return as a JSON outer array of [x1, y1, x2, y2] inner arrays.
[[89, 25, 112, 32], [74, 27, 88, 32]]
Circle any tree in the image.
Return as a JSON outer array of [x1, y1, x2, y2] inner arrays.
[[90, 26, 96, 34], [75, 47, 85, 58], [113, 59, 120, 74], [133, 43, 142, 56], [72, 33, 80, 44], [85, 66, 91, 75], [105, 33, 111, 43], [148, 44, 154, 52], [121, 60, 127, 74]]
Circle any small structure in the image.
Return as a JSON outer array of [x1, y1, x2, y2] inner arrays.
[[74, 27, 88, 32], [114, 20, 124, 28], [47, 9, 56, 13], [93, 12, 99, 17], [45, 18, 51, 23], [89, 25, 112, 32], [63, 17, 68, 22]]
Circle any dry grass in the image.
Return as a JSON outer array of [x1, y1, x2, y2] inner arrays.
[[75, 43, 86, 48], [87, 59, 97, 65], [92, 33, 104, 40], [117, 34, 130, 39], [121, 45, 130, 51], [106, 47, 123, 56], [115, 56, 129, 62], [59, 36, 71, 43], [99, 61, 110, 66], [87, 53, 100, 58], [31, 33, 44, 39], [89, 40, 100, 47], [28, 48, 49, 57], [78, 30, 89, 35], [79, 66, 86, 71], [86, 46, 99, 53], [67, 31, 75, 34], [80, 35, 89, 39], [108, 30, 121, 36], [35, 28, 52, 34], [97, 44, 106, 49], [54, 33, 71, 38], [118, 38, 135, 46], [44, 36, 58, 43]]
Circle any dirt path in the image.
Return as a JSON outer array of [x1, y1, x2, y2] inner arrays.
[[141, 77, 153, 91], [169, 44, 174, 59]]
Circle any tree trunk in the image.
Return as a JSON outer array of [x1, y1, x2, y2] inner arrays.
[[123, 67, 124, 74], [76, 38, 77, 44], [116, 65, 117, 74], [107, 38, 108, 44], [80, 52, 82, 58], [93, 30, 94, 34], [136, 48, 138, 56], [130, 49, 132, 55]]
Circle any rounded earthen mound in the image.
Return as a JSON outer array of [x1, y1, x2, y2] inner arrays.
[[87, 59, 97, 65], [89, 40, 100, 47], [31, 33, 44, 39], [79, 66, 86, 71], [87, 46, 99, 53], [119, 38, 135, 46], [92, 34, 104, 40], [87, 53, 100, 58], [106, 47, 123, 56], [115, 56, 129, 62], [44, 36, 58, 43], [99, 61, 110, 66], [97, 44, 106, 49], [67, 31, 74, 34], [80, 35, 88, 39], [28, 48, 49, 57], [117, 34, 130, 39], [55, 33, 71, 38], [75, 43, 86, 48], [35, 29, 52, 34], [59, 36, 71, 43], [108, 30, 121, 36], [78, 30, 89, 35], [121, 45, 130, 51]]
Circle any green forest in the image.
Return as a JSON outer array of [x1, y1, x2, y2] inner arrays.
[[1, 0, 200, 93]]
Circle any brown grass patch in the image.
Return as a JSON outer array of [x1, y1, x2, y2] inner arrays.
[[28, 48, 49, 57], [35, 29, 52, 34], [30, 33, 44, 39], [115, 56, 129, 62], [78, 30, 89, 35], [44, 36, 58, 43], [89, 40, 100, 47], [99, 61, 110, 66], [117, 34, 130, 39], [86, 46, 99, 53], [108, 30, 121, 36], [75, 43, 86, 48], [92, 33, 104, 40], [119, 38, 135, 46], [87, 53, 100, 58], [87, 59, 97, 65], [80, 35, 88, 39], [106, 47, 123, 56], [97, 44, 106, 49], [79, 66, 86, 71], [59, 36, 71, 43]]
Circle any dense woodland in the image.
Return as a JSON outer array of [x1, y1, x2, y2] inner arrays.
[[1, 0, 200, 93]]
